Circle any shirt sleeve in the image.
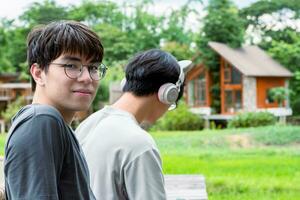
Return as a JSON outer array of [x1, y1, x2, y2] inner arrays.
[[5, 114, 66, 200], [124, 149, 167, 200]]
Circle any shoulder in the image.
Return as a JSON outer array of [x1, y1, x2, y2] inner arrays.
[[28, 104, 64, 121], [11, 104, 64, 124], [6, 105, 67, 149]]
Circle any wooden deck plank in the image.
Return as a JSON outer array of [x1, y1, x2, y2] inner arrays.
[[165, 175, 208, 200]]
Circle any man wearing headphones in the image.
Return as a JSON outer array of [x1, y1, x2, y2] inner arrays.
[[76, 49, 191, 200]]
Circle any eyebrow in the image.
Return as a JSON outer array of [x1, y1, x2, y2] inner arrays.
[[61, 56, 100, 64], [61, 56, 81, 62]]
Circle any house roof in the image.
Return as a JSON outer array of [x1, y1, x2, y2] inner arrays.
[[208, 42, 293, 77]]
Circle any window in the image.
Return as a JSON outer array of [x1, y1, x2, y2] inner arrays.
[[188, 80, 194, 106], [188, 73, 207, 106], [224, 62, 231, 83], [224, 89, 242, 113], [223, 62, 242, 84], [231, 67, 242, 84]]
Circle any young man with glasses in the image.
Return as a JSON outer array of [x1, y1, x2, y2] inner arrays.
[[4, 20, 106, 200], [76, 49, 190, 200]]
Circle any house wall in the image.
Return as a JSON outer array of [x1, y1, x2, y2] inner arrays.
[[256, 77, 286, 108], [243, 76, 257, 111]]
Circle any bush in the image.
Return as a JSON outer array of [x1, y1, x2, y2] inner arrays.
[[151, 102, 204, 131], [228, 112, 276, 128], [1, 97, 25, 124], [291, 98, 300, 116]]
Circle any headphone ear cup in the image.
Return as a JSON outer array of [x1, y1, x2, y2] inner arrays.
[[158, 83, 179, 105], [120, 78, 126, 91]]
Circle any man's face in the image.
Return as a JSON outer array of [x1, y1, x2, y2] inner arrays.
[[40, 54, 99, 115]]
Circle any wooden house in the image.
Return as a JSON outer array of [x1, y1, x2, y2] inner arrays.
[[185, 42, 293, 118], [0, 82, 33, 111]]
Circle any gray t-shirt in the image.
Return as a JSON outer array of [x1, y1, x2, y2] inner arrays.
[[76, 106, 166, 200], [4, 104, 95, 200]]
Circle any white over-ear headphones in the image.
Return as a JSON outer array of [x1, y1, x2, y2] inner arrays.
[[158, 60, 191, 105]]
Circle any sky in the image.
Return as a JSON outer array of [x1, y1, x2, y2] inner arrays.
[[0, 0, 258, 20]]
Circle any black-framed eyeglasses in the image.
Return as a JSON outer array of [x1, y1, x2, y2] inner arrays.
[[50, 62, 107, 81]]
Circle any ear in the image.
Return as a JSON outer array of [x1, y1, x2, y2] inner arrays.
[[30, 63, 45, 86]]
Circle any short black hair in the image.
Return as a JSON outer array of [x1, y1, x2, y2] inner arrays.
[[27, 20, 104, 91], [123, 49, 184, 101]]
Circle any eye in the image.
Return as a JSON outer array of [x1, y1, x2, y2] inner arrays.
[[64, 64, 79, 70], [89, 65, 99, 72]]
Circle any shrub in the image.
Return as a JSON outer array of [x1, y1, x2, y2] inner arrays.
[[151, 102, 204, 131], [291, 97, 300, 116], [228, 112, 276, 128], [1, 97, 25, 124]]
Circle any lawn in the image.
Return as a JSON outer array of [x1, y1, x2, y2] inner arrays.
[[0, 134, 6, 156], [151, 125, 300, 200]]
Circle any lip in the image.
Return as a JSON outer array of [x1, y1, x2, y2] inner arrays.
[[72, 89, 93, 96]]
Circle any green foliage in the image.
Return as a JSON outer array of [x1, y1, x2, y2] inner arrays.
[[20, 0, 69, 26], [93, 23, 135, 64], [161, 41, 194, 61], [125, 1, 162, 52], [240, 0, 300, 28], [228, 112, 276, 128], [161, 2, 196, 45], [269, 87, 289, 107], [291, 97, 300, 116], [1, 97, 25, 124], [0, 20, 15, 73], [68, 1, 125, 27], [151, 102, 204, 131]]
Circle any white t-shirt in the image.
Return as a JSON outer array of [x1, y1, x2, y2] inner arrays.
[[76, 106, 166, 200]]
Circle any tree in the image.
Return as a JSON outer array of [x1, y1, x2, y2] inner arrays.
[[161, 41, 194, 61], [68, 1, 125, 27], [92, 23, 135, 64], [0, 19, 15, 73], [240, 0, 300, 45], [20, 0, 68, 27], [161, 1, 197, 45], [197, 0, 245, 113], [125, 0, 162, 52]]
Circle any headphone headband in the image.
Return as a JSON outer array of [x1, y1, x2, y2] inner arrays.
[[176, 60, 192, 91]]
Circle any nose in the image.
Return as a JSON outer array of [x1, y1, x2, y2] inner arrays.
[[77, 66, 92, 83]]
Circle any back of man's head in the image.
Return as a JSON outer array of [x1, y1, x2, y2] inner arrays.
[[27, 20, 104, 91], [123, 49, 184, 102]]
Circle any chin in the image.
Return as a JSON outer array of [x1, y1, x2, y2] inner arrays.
[[73, 104, 91, 112]]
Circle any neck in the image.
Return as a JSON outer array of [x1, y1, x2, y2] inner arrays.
[[112, 92, 157, 124], [32, 91, 74, 125]]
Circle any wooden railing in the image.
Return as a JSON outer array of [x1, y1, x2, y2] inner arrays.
[[0, 88, 13, 101]]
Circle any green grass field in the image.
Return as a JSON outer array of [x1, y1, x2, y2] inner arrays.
[[0, 134, 6, 156], [151, 126, 300, 200]]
